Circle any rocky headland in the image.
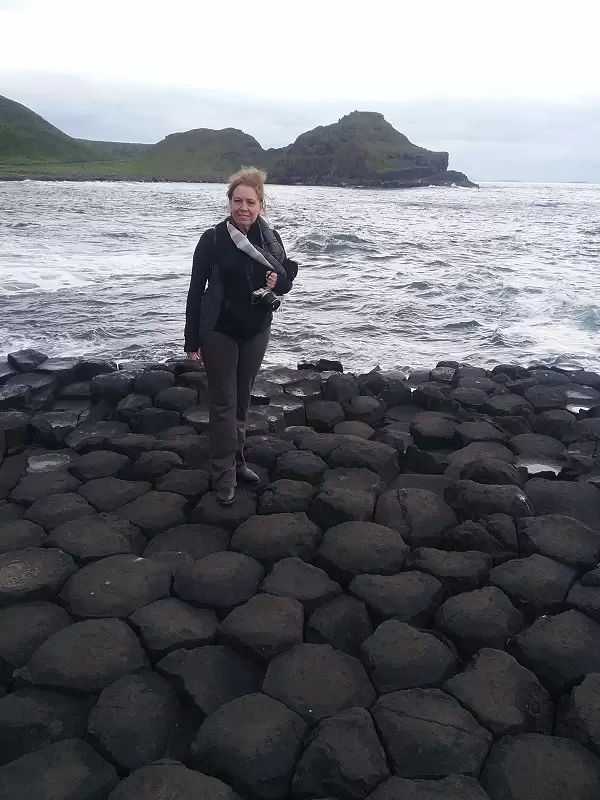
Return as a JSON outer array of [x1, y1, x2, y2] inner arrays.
[[1, 349, 600, 799]]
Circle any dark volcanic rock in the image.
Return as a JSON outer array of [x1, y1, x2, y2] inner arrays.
[[460, 458, 523, 486], [525, 478, 600, 529], [87, 673, 181, 772], [0, 601, 71, 670], [321, 467, 387, 496], [361, 620, 458, 692], [556, 672, 600, 756], [456, 420, 508, 445], [444, 648, 553, 736], [327, 437, 400, 482], [367, 775, 490, 800], [342, 395, 385, 426], [485, 393, 533, 417], [259, 479, 315, 514], [371, 688, 492, 778], [173, 551, 264, 610], [116, 490, 187, 535], [510, 432, 565, 459], [274, 450, 328, 483], [143, 522, 230, 560], [65, 420, 129, 453], [0, 383, 31, 410], [0, 739, 118, 799], [7, 348, 47, 372], [231, 512, 321, 566], [116, 393, 152, 422], [107, 764, 240, 800], [76, 358, 116, 380], [410, 412, 457, 450], [407, 548, 492, 594], [441, 519, 517, 561], [323, 372, 359, 402], [480, 733, 600, 800], [47, 513, 146, 562], [133, 369, 175, 396], [78, 476, 150, 512], [350, 571, 444, 626], [508, 609, 600, 693], [129, 597, 217, 658], [434, 586, 523, 657], [16, 618, 149, 693], [306, 400, 345, 432], [71, 449, 130, 481], [489, 554, 576, 615], [263, 643, 375, 722], [374, 488, 457, 546], [155, 385, 197, 412], [10, 470, 81, 506], [131, 407, 181, 434], [155, 467, 209, 497], [60, 554, 172, 618], [157, 645, 264, 715], [260, 557, 341, 611], [25, 491, 95, 529], [127, 449, 183, 481], [0, 518, 45, 553], [309, 487, 375, 528], [191, 489, 257, 531], [0, 547, 76, 606], [190, 692, 307, 800], [30, 411, 80, 444], [291, 706, 389, 800], [219, 593, 304, 660], [306, 595, 373, 656], [316, 521, 408, 583], [109, 433, 156, 460], [91, 370, 135, 399], [334, 419, 375, 438], [0, 688, 89, 765], [444, 480, 534, 519]]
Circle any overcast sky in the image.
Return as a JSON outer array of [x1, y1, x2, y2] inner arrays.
[[1, 0, 599, 181]]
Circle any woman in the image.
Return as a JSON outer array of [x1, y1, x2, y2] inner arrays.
[[184, 168, 297, 505]]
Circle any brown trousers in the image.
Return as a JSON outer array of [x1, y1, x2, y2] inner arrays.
[[201, 328, 270, 491]]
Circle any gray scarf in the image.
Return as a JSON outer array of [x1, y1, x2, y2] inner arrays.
[[226, 216, 287, 278]]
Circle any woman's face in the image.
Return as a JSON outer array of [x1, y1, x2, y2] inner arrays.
[[229, 184, 261, 232]]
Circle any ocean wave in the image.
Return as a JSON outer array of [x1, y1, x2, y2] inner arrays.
[[443, 320, 482, 330], [573, 305, 600, 330]]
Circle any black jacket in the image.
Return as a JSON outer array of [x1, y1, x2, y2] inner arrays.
[[184, 219, 297, 351]]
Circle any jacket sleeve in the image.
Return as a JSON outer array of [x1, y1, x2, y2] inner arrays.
[[272, 230, 298, 296], [184, 229, 213, 351]]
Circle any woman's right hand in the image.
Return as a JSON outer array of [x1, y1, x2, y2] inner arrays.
[[186, 351, 202, 362]]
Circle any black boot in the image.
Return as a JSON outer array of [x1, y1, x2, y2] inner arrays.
[[236, 465, 261, 485], [216, 486, 235, 505]]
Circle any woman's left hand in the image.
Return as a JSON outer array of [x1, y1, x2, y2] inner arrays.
[[266, 271, 277, 290]]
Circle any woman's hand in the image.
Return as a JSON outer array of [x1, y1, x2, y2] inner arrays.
[[266, 271, 278, 290], [186, 351, 202, 362]]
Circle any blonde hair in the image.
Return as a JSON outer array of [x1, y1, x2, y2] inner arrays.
[[227, 167, 267, 210]]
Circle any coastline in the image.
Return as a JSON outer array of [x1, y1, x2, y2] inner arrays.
[[1, 350, 600, 796]]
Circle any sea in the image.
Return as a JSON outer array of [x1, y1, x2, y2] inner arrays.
[[1, 180, 599, 374]]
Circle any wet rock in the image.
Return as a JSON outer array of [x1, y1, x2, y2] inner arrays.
[[456, 420, 508, 445], [154, 467, 209, 497], [361, 620, 458, 692], [461, 458, 523, 486], [0, 518, 45, 553], [91, 371, 136, 400], [566, 581, 600, 622], [405, 445, 449, 474], [372, 688, 492, 778], [445, 648, 553, 736], [116, 393, 152, 422], [0, 601, 71, 670], [30, 411, 80, 445], [7, 348, 47, 372], [0, 410, 31, 453], [509, 610, 600, 693], [510, 432, 565, 460], [259, 479, 315, 514], [263, 643, 375, 721], [367, 775, 490, 800], [219, 593, 304, 660], [285, 378, 323, 406], [71, 449, 130, 481], [173, 551, 264, 610], [450, 387, 489, 408], [0, 547, 76, 606], [485, 393, 534, 417], [87, 673, 181, 772], [76, 358, 116, 380], [0, 739, 118, 799], [444, 480, 534, 519], [327, 436, 400, 482], [523, 384, 568, 411], [127, 450, 183, 482], [350, 571, 444, 626], [65, 420, 129, 453], [309, 487, 376, 528], [78, 476, 150, 512], [517, 514, 600, 569], [231, 512, 321, 567], [446, 442, 516, 479], [441, 519, 515, 561], [525, 478, 600, 529], [60, 554, 172, 618], [480, 733, 600, 800], [157, 645, 264, 715], [556, 672, 600, 756], [116, 490, 187, 535], [412, 383, 456, 413], [107, 764, 240, 800], [268, 397, 306, 427], [489, 554, 576, 615], [47, 513, 146, 562], [323, 373, 360, 403], [260, 557, 341, 611], [408, 548, 492, 594], [342, 395, 385, 427], [274, 450, 328, 483], [155, 385, 197, 412], [334, 420, 375, 439], [133, 369, 175, 396], [389, 473, 451, 497], [109, 433, 156, 460], [16, 618, 149, 693], [131, 407, 182, 434], [0, 688, 89, 765], [307, 596, 373, 656], [0, 384, 31, 410], [143, 522, 230, 560], [306, 400, 346, 432], [410, 412, 457, 450], [316, 521, 408, 583], [190, 692, 307, 800], [534, 409, 577, 441], [10, 470, 81, 506], [191, 489, 257, 531], [292, 706, 389, 800], [0, 502, 21, 522], [374, 488, 457, 546], [434, 586, 523, 657], [129, 597, 217, 659], [321, 467, 387, 495]]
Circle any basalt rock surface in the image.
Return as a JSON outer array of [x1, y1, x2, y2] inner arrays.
[[0, 352, 599, 798]]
